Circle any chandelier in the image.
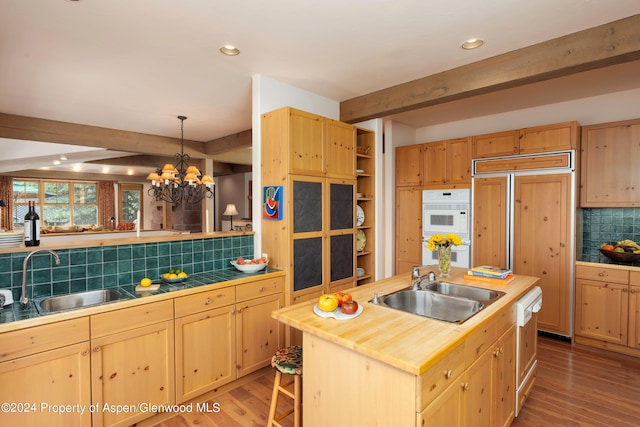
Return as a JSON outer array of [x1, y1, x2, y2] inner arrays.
[[146, 116, 215, 204]]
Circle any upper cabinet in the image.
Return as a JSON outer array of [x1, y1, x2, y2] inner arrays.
[[286, 107, 355, 178], [472, 122, 579, 159], [396, 144, 423, 187], [423, 137, 471, 188], [580, 118, 640, 207]]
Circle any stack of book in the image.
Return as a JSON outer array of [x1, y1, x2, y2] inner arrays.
[[464, 265, 514, 285]]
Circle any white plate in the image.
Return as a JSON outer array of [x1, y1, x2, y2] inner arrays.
[[231, 260, 268, 272], [356, 205, 365, 226], [313, 303, 363, 320], [356, 229, 366, 251]]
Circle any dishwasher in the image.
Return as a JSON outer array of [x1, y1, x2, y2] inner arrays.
[[515, 286, 542, 416]]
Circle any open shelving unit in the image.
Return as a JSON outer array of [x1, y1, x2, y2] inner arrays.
[[355, 127, 375, 285]]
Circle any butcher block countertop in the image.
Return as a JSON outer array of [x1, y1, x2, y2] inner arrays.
[[272, 266, 539, 376]]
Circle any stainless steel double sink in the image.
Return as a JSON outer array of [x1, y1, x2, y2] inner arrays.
[[370, 281, 505, 323], [35, 289, 127, 315]]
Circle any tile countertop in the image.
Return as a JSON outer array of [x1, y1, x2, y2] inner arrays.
[[0, 267, 284, 330], [576, 259, 640, 272], [272, 266, 539, 376]]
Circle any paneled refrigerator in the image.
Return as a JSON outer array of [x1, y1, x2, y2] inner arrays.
[[471, 151, 576, 337]]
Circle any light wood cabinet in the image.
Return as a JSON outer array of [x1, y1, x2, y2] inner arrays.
[[580, 118, 640, 207], [396, 144, 423, 187], [423, 137, 471, 188], [0, 318, 91, 427], [472, 176, 508, 269], [472, 122, 578, 159], [419, 307, 517, 427], [262, 107, 359, 308], [574, 265, 640, 356], [356, 127, 376, 285], [91, 301, 175, 427], [174, 277, 284, 402], [395, 186, 423, 274]]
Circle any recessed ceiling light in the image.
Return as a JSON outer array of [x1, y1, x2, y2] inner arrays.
[[59, 155, 68, 161], [220, 45, 240, 56], [461, 38, 484, 50]]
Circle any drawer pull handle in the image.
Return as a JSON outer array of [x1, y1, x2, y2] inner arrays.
[[260, 287, 265, 292], [93, 346, 100, 353], [444, 370, 453, 379], [462, 382, 470, 391], [205, 297, 211, 305]]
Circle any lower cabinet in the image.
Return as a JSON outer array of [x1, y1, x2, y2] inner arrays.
[[418, 305, 517, 427], [91, 301, 175, 427], [174, 276, 284, 403], [0, 317, 91, 427], [574, 264, 640, 355]]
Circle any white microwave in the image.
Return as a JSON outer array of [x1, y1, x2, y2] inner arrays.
[[423, 208, 470, 237]]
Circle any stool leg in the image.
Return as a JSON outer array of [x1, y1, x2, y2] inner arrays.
[[267, 371, 282, 427], [294, 375, 302, 427]]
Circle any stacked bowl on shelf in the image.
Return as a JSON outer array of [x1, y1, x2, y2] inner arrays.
[[0, 231, 24, 248]]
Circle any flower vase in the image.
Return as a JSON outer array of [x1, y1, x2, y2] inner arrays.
[[437, 245, 452, 278]]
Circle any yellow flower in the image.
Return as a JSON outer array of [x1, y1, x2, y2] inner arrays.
[[427, 233, 462, 251]]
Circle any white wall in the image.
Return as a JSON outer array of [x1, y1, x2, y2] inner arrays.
[[251, 75, 341, 256]]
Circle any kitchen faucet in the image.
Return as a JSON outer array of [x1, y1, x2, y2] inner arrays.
[[20, 249, 60, 308], [411, 266, 437, 290]]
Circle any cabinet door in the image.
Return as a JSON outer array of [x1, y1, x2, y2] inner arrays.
[[519, 121, 578, 154], [575, 279, 629, 345], [289, 109, 325, 176], [629, 285, 640, 348], [446, 137, 471, 185], [325, 119, 355, 178], [0, 342, 91, 427], [472, 130, 519, 159], [396, 144, 423, 186], [513, 173, 572, 336], [395, 186, 423, 274], [418, 378, 462, 427], [423, 141, 447, 186], [463, 348, 493, 427], [472, 177, 508, 268], [236, 293, 284, 377], [175, 306, 236, 403], [91, 321, 175, 427], [494, 325, 516, 427], [580, 120, 640, 207]]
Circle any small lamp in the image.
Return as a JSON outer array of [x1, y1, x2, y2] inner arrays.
[[223, 204, 239, 231]]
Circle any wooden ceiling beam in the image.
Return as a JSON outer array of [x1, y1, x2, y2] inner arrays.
[[340, 14, 640, 124], [0, 113, 206, 157], [205, 129, 252, 155]]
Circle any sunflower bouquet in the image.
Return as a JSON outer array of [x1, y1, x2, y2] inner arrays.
[[426, 233, 463, 251]]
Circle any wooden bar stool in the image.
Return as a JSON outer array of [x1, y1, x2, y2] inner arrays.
[[267, 345, 303, 427]]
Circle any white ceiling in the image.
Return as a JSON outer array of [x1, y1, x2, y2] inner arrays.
[[1, 0, 639, 175]]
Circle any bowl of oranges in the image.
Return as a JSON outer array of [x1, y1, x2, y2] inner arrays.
[[230, 256, 268, 273], [161, 269, 189, 283]]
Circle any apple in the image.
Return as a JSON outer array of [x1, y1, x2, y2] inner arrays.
[[341, 300, 359, 315], [318, 294, 339, 312], [236, 257, 245, 265], [614, 247, 625, 253], [334, 292, 353, 307]]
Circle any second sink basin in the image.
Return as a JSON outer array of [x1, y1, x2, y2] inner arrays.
[[36, 289, 126, 314], [421, 281, 504, 302]]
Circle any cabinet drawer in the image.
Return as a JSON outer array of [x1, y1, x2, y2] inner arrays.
[[175, 287, 235, 318], [575, 265, 629, 284], [417, 341, 465, 411], [465, 316, 497, 366], [0, 317, 89, 362], [91, 300, 173, 338], [629, 271, 640, 285], [236, 277, 283, 302], [496, 303, 516, 337]]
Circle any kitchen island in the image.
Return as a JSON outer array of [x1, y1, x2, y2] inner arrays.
[[272, 267, 539, 426]]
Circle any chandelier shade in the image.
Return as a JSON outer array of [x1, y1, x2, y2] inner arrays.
[[147, 116, 215, 204]]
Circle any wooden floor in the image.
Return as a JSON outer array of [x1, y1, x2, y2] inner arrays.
[[152, 336, 640, 427]]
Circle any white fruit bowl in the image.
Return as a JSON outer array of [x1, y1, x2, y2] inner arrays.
[[230, 260, 268, 273]]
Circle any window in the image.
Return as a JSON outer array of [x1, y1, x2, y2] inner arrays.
[[119, 184, 143, 228], [12, 179, 98, 228]]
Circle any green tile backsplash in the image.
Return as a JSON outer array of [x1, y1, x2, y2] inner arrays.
[[581, 208, 640, 266], [0, 235, 254, 302]]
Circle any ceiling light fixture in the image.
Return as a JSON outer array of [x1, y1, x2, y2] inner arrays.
[[220, 45, 240, 56], [147, 116, 215, 204], [461, 38, 484, 50], [53, 159, 61, 165], [59, 155, 68, 161]]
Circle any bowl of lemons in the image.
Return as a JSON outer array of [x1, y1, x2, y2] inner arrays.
[[161, 269, 189, 283]]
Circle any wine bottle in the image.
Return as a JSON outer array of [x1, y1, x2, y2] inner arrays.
[[24, 200, 40, 247]]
